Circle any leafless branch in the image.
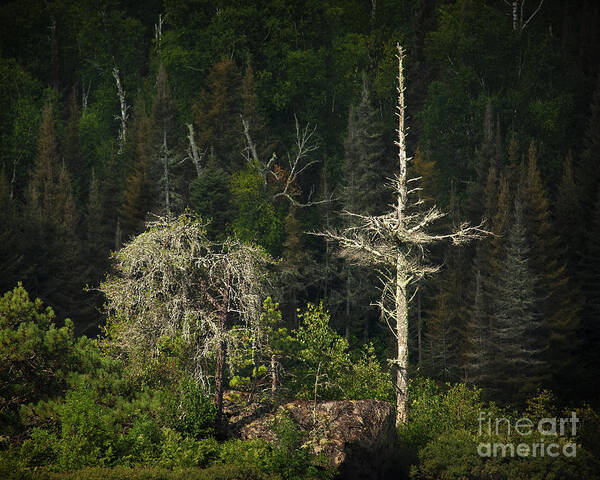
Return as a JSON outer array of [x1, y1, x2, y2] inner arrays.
[[240, 113, 332, 207], [521, 0, 544, 30]]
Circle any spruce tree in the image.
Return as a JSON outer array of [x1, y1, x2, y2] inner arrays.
[[340, 78, 386, 338], [193, 59, 243, 173], [465, 173, 509, 388], [0, 168, 22, 293], [490, 196, 547, 401], [520, 142, 578, 395]]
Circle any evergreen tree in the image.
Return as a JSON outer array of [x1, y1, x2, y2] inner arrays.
[[193, 59, 243, 173], [425, 187, 470, 381], [556, 151, 582, 268], [340, 78, 386, 338], [520, 142, 578, 395], [342, 77, 387, 216], [490, 196, 547, 401], [580, 186, 600, 399], [465, 173, 510, 388], [29, 102, 57, 216], [62, 87, 83, 201], [425, 249, 468, 381], [152, 63, 180, 215], [0, 168, 22, 293], [120, 96, 156, 239]]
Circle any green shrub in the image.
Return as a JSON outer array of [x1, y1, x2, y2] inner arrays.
[[19, 428, 58, 469], [402, 381, 600, 480], [170, 378, 216, 439], [43, 465, 280, 479], [267, 411, 332, 480], [53, 376, 138, 470], [412, 427, 600, 480], [341, 343, 394, 401], [119, 415, 162, 465], [159, 429, 220, 468], [294, 302, 350, 400], [218, 439, 272, 472], [398, 377, 492, 451]]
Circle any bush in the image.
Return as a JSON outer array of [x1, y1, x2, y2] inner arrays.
[[412, 427, 600, 480], [402, 381, 600, 480], [398, 377, 491, 451], [159, 429, 220, 468], [43, 465, 280, 479], [294, 302, 350, 400], [341, 343, 394, 401], [168, 378, 216, 439]]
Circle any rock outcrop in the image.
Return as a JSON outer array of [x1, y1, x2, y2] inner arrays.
[[231, 398, 397, 479]]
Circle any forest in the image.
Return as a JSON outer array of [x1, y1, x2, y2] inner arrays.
[[1, 0, 600, 479]]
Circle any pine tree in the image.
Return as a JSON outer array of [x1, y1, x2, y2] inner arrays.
[[490, 196, 547, 401], [86, 168, 107, 263], [194, 59, 243, 173], [342, 76, 387, 216], [465, 173, 509, 388], [241, 57, 270, 163], [556, 151, 582, 268], [281, 207, 312, 326], [580, 186, 600, 398], [340, 77, 387, 338], [520, 142, 578, 395], [29, 102, 57, 216], [62, 87, 83, 201], [426, 249, 468, 381], [426, 187, 470, 381]]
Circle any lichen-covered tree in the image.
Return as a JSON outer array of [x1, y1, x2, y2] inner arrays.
[[100, 214, 271, 420], [320, 45, 485, 426]]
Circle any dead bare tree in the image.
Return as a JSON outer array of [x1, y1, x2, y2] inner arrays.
[[241, 114, 331, 207], [317, 45, 486, 426], [185, 123, 207, 179], [112, 67, 129, 153]]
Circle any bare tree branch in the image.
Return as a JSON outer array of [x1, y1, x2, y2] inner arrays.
[[240, 113, 333, 207]]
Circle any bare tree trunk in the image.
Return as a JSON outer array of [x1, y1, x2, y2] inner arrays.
[[186, 123, 204, 178], [318, 43, 486, 430], [395, 45, 409, 427], [417, 289, 423, 366], [396, 261, 409, 425], [271, 353, 277, 393], [112, 68, 129, 153], [346, 268, 351, 340], [162, 129, 170, 214], [115, 217, 122, 250], [215, 278, 231, 421]]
